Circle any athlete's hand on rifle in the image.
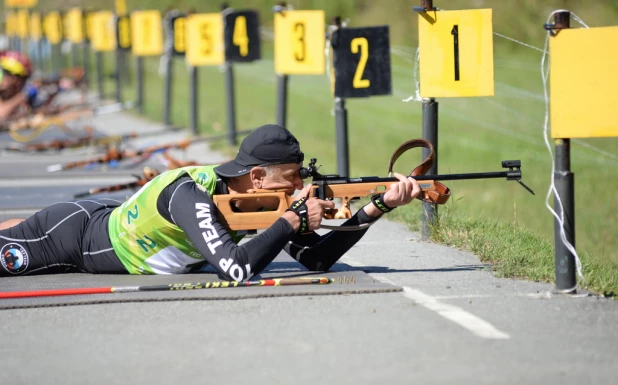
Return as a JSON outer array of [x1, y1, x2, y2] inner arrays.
[[284, 184, 335, 233], [382, 172, 422, 208]]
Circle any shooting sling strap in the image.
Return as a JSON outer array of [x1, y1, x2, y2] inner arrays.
[[387, 139, 451, 205]]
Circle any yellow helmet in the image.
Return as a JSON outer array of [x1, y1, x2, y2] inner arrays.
[[0, 51, 32, 78]]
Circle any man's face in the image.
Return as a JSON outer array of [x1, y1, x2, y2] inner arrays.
[[0, 72, 26, 100], [260, 163, 304, 195]]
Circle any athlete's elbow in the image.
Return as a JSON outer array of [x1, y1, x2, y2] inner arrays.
[[216, 257, 253, 282]]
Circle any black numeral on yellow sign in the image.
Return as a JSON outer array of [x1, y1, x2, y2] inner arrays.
[[293, 22, 305, 62], [200, 22, 211, 55], [224, 10, 261, 62], [451, 24, 460, 81], [333, 26, 392, 98]]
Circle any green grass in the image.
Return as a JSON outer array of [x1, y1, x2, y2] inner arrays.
[[25, 0, 618, 296]]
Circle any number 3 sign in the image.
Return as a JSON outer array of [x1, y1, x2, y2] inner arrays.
[[274, 10, 325, 75], [332, 26, 392, 98], [418, 9, 494, 98]]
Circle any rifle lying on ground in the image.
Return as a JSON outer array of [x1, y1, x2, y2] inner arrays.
[[213, 139, 535, 232], [47, 130, 252, 172], [4, 126, 186, 152], [72, 153, 218, 198], [4, 132, 136, 152], [4, 101, 139, 142], [73, 166, 161, 198]]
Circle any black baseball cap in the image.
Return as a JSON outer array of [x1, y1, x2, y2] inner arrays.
[[214, 124, 304, 178]]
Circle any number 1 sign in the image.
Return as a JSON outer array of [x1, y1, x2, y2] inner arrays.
[[418, 9, 494, 98]]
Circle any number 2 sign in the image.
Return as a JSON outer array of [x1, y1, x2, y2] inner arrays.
[[332, 26, 392, 98], [418, 9, 494, 98]]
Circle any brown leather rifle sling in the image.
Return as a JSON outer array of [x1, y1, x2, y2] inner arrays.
[[387, 138, 451, 205]]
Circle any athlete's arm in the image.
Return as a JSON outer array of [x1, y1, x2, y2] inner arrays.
[[283, 205, 382, 272], [0, 92, 26, 121], [164, 177, 297, 282]]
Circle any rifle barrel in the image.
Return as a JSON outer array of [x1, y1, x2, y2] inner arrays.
[[320, 171, 512, 184]]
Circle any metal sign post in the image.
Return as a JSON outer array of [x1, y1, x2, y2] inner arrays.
[[331, 18, 392, 177], [222, 5, 261, 146], [415, 1, 495, 239], [273, 6, 326, 130]]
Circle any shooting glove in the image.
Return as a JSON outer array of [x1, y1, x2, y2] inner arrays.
[[286, 197, 310, 233]]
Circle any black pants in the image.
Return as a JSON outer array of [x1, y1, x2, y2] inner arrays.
[[0, 199, 128, 276]]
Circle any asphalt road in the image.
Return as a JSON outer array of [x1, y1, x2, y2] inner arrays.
[[0, 98, 616, 385]]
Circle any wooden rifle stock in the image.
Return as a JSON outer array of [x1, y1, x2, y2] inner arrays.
[[212, 180, 440, 231]]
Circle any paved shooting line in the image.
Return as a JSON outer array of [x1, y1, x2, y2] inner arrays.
[[342, 256, 511, 340]]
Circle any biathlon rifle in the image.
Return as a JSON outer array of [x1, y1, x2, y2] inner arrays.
[[71, 154, 207, 198], [73, 167, 161, 198], [4, 132, 137, 152], [47, 130, 253, 172], [212, 139, 535, 232]]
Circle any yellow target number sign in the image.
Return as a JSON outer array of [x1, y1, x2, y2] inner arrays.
[[131, 11, 163, 56], [5, 11, 16, 37], [43, 11, 63, 45], [16, 9, 29, 38], [418, 9, 494, 98], [550, 26, 618, 138], [91, 11, 116, 51], [186, 13, 224, 66], [274, 10, 325, 75], [29, 12, 42, 41], [64, 8, 83, 43]]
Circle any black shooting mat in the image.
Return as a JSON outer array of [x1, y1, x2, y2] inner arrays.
[[0, 255, 402, 310]]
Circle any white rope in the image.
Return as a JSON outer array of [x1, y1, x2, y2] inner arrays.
[[493, 32, 548, 53], [540, 9, 589, 290]]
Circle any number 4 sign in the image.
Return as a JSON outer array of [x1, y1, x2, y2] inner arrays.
[[418, 9, 494, 98]]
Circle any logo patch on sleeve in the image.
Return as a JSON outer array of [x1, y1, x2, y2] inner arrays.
[[1, 243, 29, 274]]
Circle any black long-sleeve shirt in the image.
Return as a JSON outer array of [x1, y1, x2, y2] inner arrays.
[[157, 176, 381, 281]]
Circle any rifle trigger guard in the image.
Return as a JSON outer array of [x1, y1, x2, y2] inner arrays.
[[387, 139, 451, 205]]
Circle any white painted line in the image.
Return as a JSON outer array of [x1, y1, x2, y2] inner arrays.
[[433, 294, 495, 300], [401, 287, 510, 340], [342, 256, 510, 340]]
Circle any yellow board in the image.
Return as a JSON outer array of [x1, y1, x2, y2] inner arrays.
[[84, 12, 95, 41], [29, 12, 41, 40], [16, 8, 29, 38], [115, 0, 127, 16], [91, 11, 116, 51], [186, 13, 224, 66], [274, 10, 325, 75], [550, 26, 618, 138], [43, 11, 62, 45], [5, 11, 14, 37], [131, 11, 163, 56], [4, 0, 37, 7], [64, 8, 83, 43], [418, 9, 494, 97]]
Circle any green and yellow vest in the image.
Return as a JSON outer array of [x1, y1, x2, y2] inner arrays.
[[108, 165, 243, 274]]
